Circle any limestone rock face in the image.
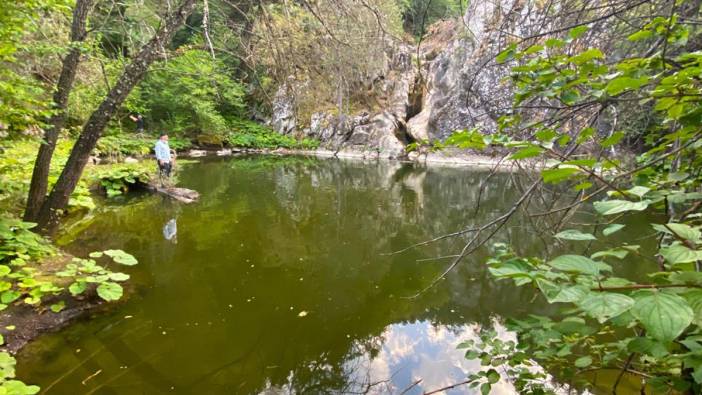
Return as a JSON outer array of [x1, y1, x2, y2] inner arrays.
[[270, 0, 544, 155], [271, 84, 296, 135]]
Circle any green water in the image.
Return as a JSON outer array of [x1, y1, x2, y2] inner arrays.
[[16, 156, 648, 394]]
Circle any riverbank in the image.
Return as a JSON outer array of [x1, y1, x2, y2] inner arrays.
[[181, 146, 542, 169]]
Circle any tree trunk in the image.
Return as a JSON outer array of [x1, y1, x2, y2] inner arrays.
[[34, 0, 199, 234], [24, 0, 94, 222]]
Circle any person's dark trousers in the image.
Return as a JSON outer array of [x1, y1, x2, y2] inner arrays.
[[158, 161, 172, 178]]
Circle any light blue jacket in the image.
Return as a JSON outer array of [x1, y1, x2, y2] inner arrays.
[[155, 140, 171, 162]]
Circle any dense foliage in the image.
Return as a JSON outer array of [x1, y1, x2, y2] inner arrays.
[[445, 5, 702, 393]]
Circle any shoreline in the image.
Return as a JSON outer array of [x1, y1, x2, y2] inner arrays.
[[181, 146, 543, 170]]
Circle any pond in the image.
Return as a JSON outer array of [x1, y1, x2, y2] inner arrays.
[[16, 156, 648, 394]]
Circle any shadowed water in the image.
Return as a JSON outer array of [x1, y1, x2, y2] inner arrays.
[[16, 156, 647, 394]]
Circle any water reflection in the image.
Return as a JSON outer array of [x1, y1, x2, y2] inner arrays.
[[19, 156, 576, 394], [163, 219, 177, 242]]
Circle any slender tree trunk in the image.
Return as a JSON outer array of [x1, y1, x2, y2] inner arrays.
[[35, 0, 199, 234], [24, 0, 94, 222]]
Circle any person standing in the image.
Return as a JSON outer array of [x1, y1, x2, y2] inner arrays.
[[155, 132, 173, 184], [130, 114, 145, 133]]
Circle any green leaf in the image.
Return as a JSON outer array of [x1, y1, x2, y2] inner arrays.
[[108, 272, 130, 282], [574, 356, 593, 368], [578, 293, 634, 323], [594, 200, 650, 215], [542, 167, 580, 184], [0, 291, 20, 304], [480, 382, 491, 395], [653, 223, 701, 243], [554, 229, 597, 241], [548, 255, 610, 275], [603, 224, 625, 236], [569, 48, 604, 64], [509, 146, 543, 160], [591, 248, 629, 260], [628, 30, 652, 41], [601, 132, 625, 147], [496, 44, 517, 64], [0, 266, 10, 277], [631, 292, 693, 342], [551, 285, 589, 303], [626, 186, 651, 198], [68, 281, 86, 296], [627, 337, 669, 358], [486, 369, 500, 384], [684, 290, 702, 327], [606, 76, 649, 95], [670, 272, 702, 286], [660, 245, 702, 265], [97, 282, 123, 301], [103, 250, 138, 266], [50, 301, 65, 313], [568, 26, 589, 40]]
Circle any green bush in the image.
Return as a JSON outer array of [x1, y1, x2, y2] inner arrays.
[[0, 140, 95, 216], [89, 163, 152, 197], [227, 119, 320, 150]]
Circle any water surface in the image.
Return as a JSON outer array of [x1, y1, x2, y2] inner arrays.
[[18, 156, 629, 394]]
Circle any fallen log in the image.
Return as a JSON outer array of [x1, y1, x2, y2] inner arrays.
[[146, 183, 200, 203]]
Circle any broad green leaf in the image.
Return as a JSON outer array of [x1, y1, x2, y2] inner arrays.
[[569, 48, 604, 64], [0, 265, 10, 277], [594, 200, 650, 215], [670, 272, 702, 286], [591, 248, 629, 260], [626, 186, 651, 198], [509, 146, 543, 160], [0, 291, 20, 304], [652, 223, 701, 243], [542, 167, 580, 184], [488, 260, 532, 278], [486, 369, 500, 384], [496, 44, 517, 64], [606, 76, 649, 95], [574, 356, 592, 368], [578, 293, 634, 323], [68, 281, 86, 296], [568, 26, 589, 40], [684, 290, 702, 327], [549, 255, 610, 275], [627, 337, 669, 358], [660, 244, 702, 265], [551, 285, 589, 303], [50, 301, 65, 313], [603, 224, 625, 236], [108, 272, 130, 282], [628, 30, 652, 41], [601, 132, 625, 147], [631, 292, 693, 342], [554, 229, 597, 241], [103, 250, 138, 266], [97, 282, 123, 301]]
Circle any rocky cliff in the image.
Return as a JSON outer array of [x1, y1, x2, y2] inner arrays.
[[269, 0, 545, 160]]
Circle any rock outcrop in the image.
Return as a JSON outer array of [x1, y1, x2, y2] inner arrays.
[[270, 0, 544, 158]]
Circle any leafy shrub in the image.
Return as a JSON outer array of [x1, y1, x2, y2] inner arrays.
[[0, 140, 94, 215], [0, 217, 55, 267], [0, 350, 39, 395], [134, 49, 246, 136], [95, 135, 152, 158], [227, 119, 320, 149], [89, 163, 152, 197]]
